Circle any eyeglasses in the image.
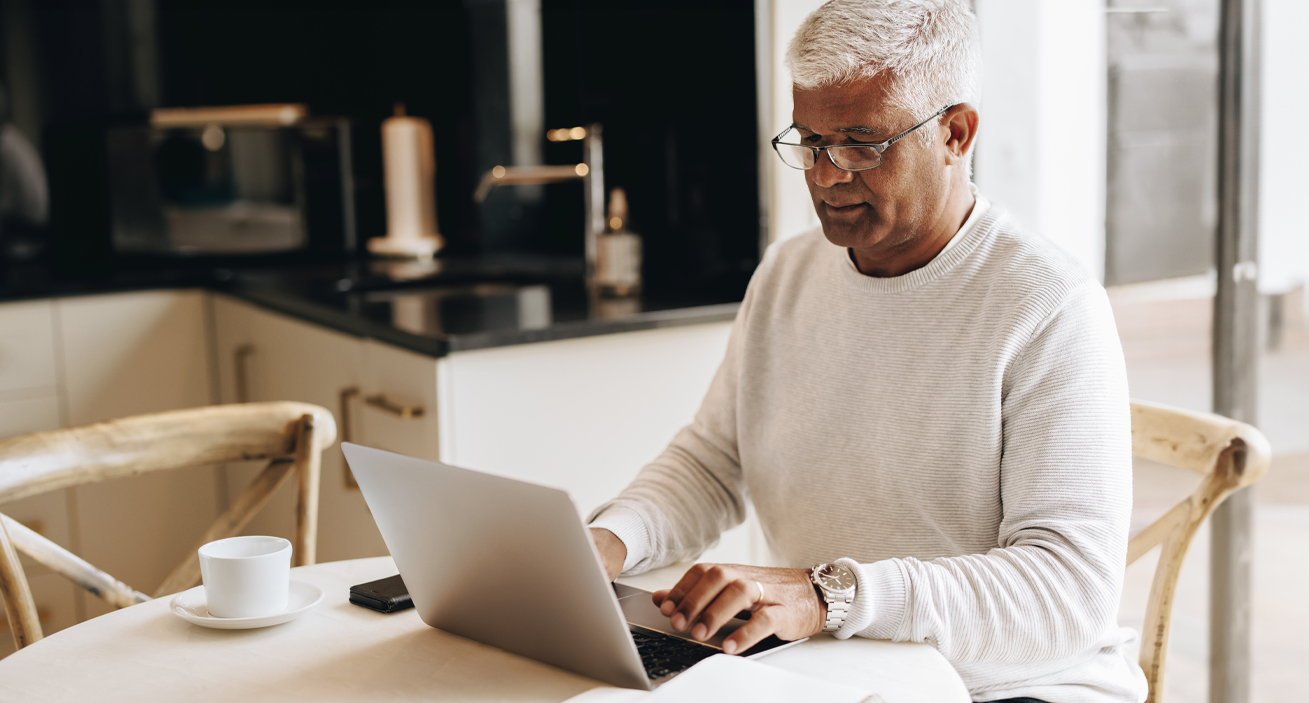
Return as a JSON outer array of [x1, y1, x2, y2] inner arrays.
[[771, 105, 953, 172]]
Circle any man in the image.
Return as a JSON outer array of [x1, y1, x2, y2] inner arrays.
[[588, 1, 1147, 702]]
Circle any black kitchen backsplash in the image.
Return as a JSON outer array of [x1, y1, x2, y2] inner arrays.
[[6, 0, 758, 298]]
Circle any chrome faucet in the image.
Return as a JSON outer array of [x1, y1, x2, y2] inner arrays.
[[473, 124, 605, 289]]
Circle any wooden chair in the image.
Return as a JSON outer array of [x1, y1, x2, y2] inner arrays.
[[0, 402, 337, 651], [1127, 400, 1270, 703]]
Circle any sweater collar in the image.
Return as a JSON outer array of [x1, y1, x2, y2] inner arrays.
[[837, 189, 1000, 295]]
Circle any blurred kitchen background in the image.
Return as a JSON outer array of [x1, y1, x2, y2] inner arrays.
[[0, 0, 762, 301], [0, 0, 1305, 700]]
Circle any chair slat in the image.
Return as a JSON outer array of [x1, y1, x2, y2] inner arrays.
[[1130, 401, 1265, 477], [153, 458, 297, 598], [0, 514, 43, 649], [293, 416, 322, 567], [1126, 500, 1191, 566], [1127, 401, 1271, 703], [0, 402, 336, 504], [2, 513, 148, 610]]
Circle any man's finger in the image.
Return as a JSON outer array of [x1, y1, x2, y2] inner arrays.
[[671, 564, 733, 631], [691, 579, 755, 641], [657, 564, 708, 616], [722, 607, 779, 655]]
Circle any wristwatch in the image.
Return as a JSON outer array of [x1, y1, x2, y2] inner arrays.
[[810, 562, 857, 632]]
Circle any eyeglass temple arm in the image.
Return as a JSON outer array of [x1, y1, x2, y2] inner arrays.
[[882, 104, 954, 148]]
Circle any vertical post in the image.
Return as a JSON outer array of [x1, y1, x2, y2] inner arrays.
[[582, 124, 604, 291], [1211, 0, 1261, 700], [754, 0, 773, 255], [506, 0, 544, 203], [0, 515, 43, 649], [293, 415, 322, 567]]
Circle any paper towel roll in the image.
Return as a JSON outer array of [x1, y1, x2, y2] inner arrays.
[[369, 105, 444, 258]]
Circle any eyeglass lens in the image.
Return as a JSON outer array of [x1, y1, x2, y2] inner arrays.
[[775, 143, 882, 172]]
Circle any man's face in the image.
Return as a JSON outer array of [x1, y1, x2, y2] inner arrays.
[[791, 74, 952, 254]]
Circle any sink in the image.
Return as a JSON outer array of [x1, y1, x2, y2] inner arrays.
[[359, 283, 553, 337]]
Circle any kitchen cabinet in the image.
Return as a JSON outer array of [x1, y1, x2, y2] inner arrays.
[[0, 299, 78, 652], [57, 290, 214, 426], [0, 299, 59, 401], [212, 295, 423, 563], [435, 322, 764, 566], [214, 293, 763, 567], [0, 299, 63, 444], [1, 290, 217, 636], [56, 290, 219, 620], [359, 339, 441, 464], [0, 390, 75, 652]]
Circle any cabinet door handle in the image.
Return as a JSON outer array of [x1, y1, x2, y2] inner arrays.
[[364, 393, 426, 419], [234, 345, 256, 403], [339, 386, 361, 489], [338, 387, 360, 443]]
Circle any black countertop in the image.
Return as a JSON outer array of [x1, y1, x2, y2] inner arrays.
[[0, 257, 743, 358]]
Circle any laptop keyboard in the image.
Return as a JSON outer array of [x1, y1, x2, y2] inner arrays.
[[631, 630, 719, 679]]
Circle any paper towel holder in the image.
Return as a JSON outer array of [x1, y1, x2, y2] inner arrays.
[[370, 103, 445, 259]]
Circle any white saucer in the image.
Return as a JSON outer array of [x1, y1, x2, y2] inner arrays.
[[170, 581, 324, 630]]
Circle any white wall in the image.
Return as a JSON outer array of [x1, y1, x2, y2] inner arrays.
[[437, 324, 732, 519], [436, 322, 767, 565], [759, 0, 825, 244], [1258, 0, 1309, 295], [974, 0, 1107, 281]]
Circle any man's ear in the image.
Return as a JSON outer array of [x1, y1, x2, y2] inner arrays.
[[942, 103, 979, 165]]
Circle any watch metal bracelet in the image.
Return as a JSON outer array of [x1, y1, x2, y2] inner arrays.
[[823, 592, 853, 632]]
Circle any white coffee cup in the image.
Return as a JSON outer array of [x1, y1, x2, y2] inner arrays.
[[198, 536, 292, 618]]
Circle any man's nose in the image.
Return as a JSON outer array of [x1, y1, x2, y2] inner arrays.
[[810, 149, 855, 188]]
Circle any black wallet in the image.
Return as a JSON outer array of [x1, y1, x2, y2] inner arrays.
[[349, 574, 413, 613]]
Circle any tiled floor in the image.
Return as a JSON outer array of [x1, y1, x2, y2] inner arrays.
[[1112, 282, 1308, 702]]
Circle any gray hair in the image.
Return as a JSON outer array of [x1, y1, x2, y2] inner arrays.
[[785, 0, 980, 147]]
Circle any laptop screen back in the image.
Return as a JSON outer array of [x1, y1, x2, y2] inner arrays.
[[341, 442, 652, 690]]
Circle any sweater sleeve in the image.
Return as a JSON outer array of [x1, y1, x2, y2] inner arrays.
[[835, 284, 1133, 665], [587, 269, 759, 576]]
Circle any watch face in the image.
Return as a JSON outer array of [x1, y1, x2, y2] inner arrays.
[[817, 564, 856, 591]]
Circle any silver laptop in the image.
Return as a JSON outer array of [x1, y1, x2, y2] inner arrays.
[[341, 442, 801, 690]]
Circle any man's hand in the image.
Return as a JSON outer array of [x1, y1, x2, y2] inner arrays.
[[652, 563, 826, 654], [589, 528, 627, 582]]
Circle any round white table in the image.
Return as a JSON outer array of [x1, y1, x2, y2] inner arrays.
[[0, 558, 969, 703]]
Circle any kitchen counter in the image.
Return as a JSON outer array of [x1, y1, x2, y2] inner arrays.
[[0, 257, 744, 358]]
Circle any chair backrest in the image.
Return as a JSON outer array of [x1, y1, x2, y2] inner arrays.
[[0, 402, 337, 651], [1127, 400, 1270, 703]]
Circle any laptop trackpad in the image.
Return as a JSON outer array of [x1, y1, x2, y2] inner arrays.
[[614, 583, 745, 650]]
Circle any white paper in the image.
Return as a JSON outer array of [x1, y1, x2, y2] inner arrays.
[[566, 654, 883, 703]]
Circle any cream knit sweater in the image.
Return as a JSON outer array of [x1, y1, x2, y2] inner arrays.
[[590, 200, 1148, 703]]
